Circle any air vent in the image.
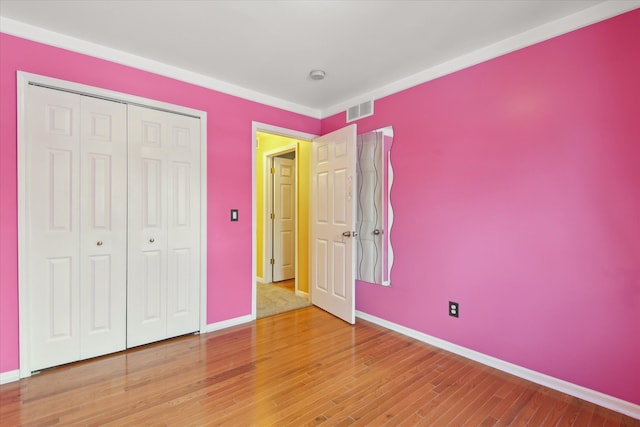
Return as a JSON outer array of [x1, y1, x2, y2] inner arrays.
[[346, 100, 374, 122]]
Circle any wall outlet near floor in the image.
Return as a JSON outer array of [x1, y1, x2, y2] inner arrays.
[[449, 301, 459, 318]]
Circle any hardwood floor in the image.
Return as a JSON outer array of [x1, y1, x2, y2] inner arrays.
[[271, 279, 295, 292], [0, 307, 637, 426]]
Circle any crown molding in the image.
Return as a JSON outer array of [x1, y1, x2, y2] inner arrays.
[[2, 1, 637, 122], [0, 16, 322, 119], [320, 1, 640, 119]]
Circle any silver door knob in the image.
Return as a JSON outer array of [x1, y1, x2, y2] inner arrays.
[[96, 241, 103, 246], [149, 238, 155, 243], [373, 229, 381, 235]]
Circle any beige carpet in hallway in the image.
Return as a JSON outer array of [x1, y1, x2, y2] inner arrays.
[[256, 282, 311, 318]]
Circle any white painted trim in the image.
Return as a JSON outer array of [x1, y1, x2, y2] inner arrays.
[[0, 17, 321, 119], [17, 73, 30, 379], [17, 71, 208, 378], [386, 143, 394, 286], [0, 370, 20, 385], [202, 315, 253, 333], [295, 290, 309, 300], [251, 122, 318, 320], [355, 310, 640, 420], [199, 108, 208, 336], [5, 2, 634, 120], [322, 1, 640, 118], [253, 123, 317, 142]]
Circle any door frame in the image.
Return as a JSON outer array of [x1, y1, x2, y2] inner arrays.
[[262, 144, 298, 285], [251, 122, 316, 319], [17, 71, 208, 378]]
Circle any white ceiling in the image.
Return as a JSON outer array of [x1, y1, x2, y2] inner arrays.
[[1, 0, 633, 116]]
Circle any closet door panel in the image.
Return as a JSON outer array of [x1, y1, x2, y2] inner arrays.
[[166, 115, 200, 338], [79, 96, 127, 359], [27, 86, 82, 370], [127, 105, 169, 347]]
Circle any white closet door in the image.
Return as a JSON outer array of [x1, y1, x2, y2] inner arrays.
[[27, 86, 81, 370], [26, 85, 127, 371], [166, 112, 201, 338], [127, 106, 200, 347], [127, 105, 169, 346], [79, 96, 128, 359]]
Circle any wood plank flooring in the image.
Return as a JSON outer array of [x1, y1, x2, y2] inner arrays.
[[0, 307, 637, 426], [271, 279, 295, 292]]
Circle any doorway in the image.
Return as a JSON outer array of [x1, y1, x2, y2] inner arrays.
[[253, 124, 315, 318], [252, 123, 358, 324]]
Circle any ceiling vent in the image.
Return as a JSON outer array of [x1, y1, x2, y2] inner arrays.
[[346, 100, 374, 122]]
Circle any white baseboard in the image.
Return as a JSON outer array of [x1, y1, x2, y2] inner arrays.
[[355, 311, 640, 420], [295, 289, 309, 299], [0, 369, 20, 385], [202, 315, 253, 333]]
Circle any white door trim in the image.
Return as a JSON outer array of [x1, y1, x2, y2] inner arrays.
[[251, 122, 317, 320], [17, 71, 208, 378]]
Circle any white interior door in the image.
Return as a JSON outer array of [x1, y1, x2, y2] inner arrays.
[[310, 125, 357, 324], [272, 156, 295, 282], [127, 105, 201, 347], [26, 85, 127, 371]]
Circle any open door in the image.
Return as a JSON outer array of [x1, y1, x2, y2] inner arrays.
[[310, 125, 357, 324]]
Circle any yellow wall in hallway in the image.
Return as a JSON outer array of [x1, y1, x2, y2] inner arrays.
[[256, 132, 310, 293]]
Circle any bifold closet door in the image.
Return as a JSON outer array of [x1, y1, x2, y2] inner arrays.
[[26, 85, 127, 371], [127, 105, 201, 347]]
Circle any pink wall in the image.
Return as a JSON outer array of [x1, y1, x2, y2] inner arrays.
[[2, 9, 638, 407], [0, 33, 320, 374], [327, 10, 640, 405]]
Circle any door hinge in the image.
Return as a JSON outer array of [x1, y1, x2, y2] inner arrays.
[[270, 167, 275, 174], [270, 212, 275, 219], [270, 258, 275, 265]]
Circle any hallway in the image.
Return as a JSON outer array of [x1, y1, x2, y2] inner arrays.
[[256, 280, 310, 318]]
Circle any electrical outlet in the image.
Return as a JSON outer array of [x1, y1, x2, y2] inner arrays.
[[449, 301, 459, 318]]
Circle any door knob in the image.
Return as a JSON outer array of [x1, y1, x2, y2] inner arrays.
[[96, 241, 103, 246], [373, 229, 381, 235], [342, 231, 358, 237], [149, 238, 155, 243]]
